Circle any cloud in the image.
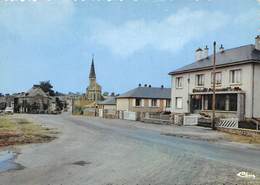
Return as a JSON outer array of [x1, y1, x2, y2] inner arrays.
[[0, 0, 74, 39], [89, 8, 229, 57], [234, 8, 260, 25]]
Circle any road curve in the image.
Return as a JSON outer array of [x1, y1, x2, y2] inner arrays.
[[0, 114, 260, 185]]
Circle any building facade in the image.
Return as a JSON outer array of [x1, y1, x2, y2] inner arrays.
[[169, 36, 260, 121], [85, 56, 102, 102], [98, 97, 117, 119], [116, 85, 171, 115]]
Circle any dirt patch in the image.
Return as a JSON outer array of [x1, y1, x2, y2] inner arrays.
[[161, 133, 219, 142], [224, 133, 260, 144], [0, 116, 58, 147], [161, 131, 260, 145]]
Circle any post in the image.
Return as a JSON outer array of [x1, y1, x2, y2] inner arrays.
[[212, 41, 217, 130]]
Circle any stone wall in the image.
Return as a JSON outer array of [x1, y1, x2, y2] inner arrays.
[[217, 127, 260, 137]]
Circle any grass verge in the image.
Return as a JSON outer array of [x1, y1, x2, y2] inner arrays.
[[0, 116, 58, 147]]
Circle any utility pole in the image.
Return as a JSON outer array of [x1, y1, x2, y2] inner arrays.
[[212, 41, 216, 130]]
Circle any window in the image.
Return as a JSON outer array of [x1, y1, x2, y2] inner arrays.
[[175, 97, 183, 109], [230, 69, 241, 84], [176, 77, 183, 88], [202, 94, 237, 111], [229, 94, 238, 111], [166, 99, 171, 107], [211, 72, 222, 85], [151, 99, 157, 107], [135, 98, 141, 106], [191, 95, 202, 110], [195, 74, 205, 86], [216, 95, 226, 110]]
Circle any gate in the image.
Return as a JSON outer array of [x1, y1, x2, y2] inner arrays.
[[218, 118, 239, 128]]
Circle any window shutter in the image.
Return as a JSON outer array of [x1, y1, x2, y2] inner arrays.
[[157, 99, 160, 107], [141, 99, 144, 107], [148, 99, 152, 107], [132, 99, 136, 107]]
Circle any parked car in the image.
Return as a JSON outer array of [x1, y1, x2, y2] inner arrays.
[[4, 107, 14, 114]]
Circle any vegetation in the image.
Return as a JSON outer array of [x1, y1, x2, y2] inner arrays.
[[39, 80, 55, 96], [0, 116, 58, 147]]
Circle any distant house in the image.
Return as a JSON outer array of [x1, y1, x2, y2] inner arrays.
[[169, 35, 260, 121], [98, 97, 117, 118], [98, 97, 116, 111], [16, 86, 51, 113], [116, 85, 171, 120], [0, 95, 14, 112]]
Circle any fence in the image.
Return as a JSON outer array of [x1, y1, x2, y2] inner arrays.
[[218, 118, 239, 128], [142, 112, 171, 125]]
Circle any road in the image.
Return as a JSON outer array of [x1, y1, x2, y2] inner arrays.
[[0, 114, 260, 185]]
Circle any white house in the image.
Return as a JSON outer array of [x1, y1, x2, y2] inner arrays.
[[169, 35, 260, 121], [116, 85, 171, 120]]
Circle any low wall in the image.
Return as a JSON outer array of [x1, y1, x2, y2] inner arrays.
[[142, 118, 172, 125], [217, 127, 260, 137]]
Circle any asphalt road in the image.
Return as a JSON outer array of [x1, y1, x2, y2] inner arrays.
[[0, 114, 260, 185]]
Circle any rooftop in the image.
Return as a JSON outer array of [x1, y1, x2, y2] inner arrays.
[[98, 97, 116, 105], [169, 44, 260, 75], [117, 86, 171, 99]]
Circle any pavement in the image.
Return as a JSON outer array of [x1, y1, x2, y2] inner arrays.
[[0, 113, 260, 185]]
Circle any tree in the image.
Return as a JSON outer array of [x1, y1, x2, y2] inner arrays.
[[103, 92, 109, 96], [39, 81, 55, 96]]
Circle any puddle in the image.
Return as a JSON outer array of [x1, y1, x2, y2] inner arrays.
[[72, 161, 91, 166], [0, 150, 24, 173]]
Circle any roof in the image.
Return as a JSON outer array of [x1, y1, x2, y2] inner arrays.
[[117, 87, 171, 99], [89, 57, 96, 78], [169, 44, 260, 75], [98, 97, 116, 105], [25, 87, 48, 98]]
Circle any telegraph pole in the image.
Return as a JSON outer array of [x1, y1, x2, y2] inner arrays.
[[212, 41, 216, 130]]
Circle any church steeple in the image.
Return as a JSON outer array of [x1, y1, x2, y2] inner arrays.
[[89, 55, 96, 79], [86, 54, 102, 102]]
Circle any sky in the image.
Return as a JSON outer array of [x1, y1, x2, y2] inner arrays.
[[0, 0, 259, 95]]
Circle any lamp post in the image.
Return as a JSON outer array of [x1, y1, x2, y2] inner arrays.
[[212, 41, 217, 130]]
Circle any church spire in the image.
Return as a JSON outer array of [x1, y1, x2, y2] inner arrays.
[[89, 54, 96, 79]]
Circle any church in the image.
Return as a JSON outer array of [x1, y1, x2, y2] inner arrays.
[[85, 56, 102, 102]]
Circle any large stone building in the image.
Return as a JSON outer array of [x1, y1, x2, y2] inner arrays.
[[169, 35, 260, 121], [85, 56, 102, 102]]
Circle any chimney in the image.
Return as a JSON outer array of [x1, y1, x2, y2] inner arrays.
[[203, 46, 208, 58], [138, 83, 141, 87], [255, 35, 260, 50], [195, 48, 203, 61], [148, 85, 151, 88], [161, 85, 164, 88], [144, 84, 147, 87], [219, 44, 224, 53]]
